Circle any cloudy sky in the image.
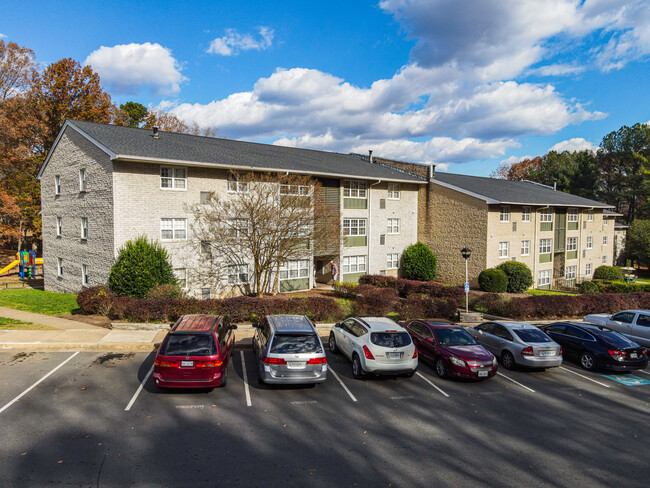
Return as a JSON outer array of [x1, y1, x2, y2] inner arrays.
[[3, 0, 650, 175]]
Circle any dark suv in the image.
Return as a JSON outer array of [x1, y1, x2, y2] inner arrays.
[[153, 314, 237, 389]]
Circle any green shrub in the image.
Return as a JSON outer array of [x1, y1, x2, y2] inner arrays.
[[401, 242, 437, 281], [579, 281, 601, 294], [108, 236, 177, 298], [478, 268, 508, 292], [497, 261, 533, 293], [593, 265, 624, 281], [147, 283, 185, 300]]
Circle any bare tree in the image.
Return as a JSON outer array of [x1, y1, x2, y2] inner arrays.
[[190, 172, 340, 297]]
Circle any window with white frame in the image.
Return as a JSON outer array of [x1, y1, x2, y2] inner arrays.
[[567, 237, 577, 251], [81, 217, 88, 240], [279, 260, 310, 280], [343, 255, 366, 274], [540, 209, 553, 222], [56, 217, 62, 237], [343, 219, 367, 236], [160, 166, 186, 190], [200, 191, 211, 204], [587, 236, 593, 249], [160, 218, 187, 240], [82, 264, 89, 286], [57, 258, 63, 277], [587, 210, 594, 221], [174, 268, 187, 289], [201, 288, 211, 300], [566, 265, 577, 280], [387, 218, 400, 234], [280, 184, 310, 196], [522, 207, 531, 222], [602, 255, 607, 264], [521, 240, 530, 256], [500, 206, 510, 223], [228, 219, 249, 238], [540, 238, 552, 254], [227, 177, 248, 193], [343, 180, 367, 198], [586, 263, 592, 276], [603, 236, 608, 246], [604, 217, 609, 226], [228, 264, 249, 284], [538, 270, 551, 287], [55, 175, 61, 195], [567, 209, 578, 222], [79, 168, 87, 192], [387, 183, 400, 200], [499, 241, 509, 258], [387, 253, 399, 269]]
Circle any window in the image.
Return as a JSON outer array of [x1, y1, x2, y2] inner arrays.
[[611, 312, 635, 324], [567, 209, 578, 222], [200, 241, 211, 255], [379, 199, 386, 209], [82, 264, 89, 286], [522, 207, 531, 222], [200, 191, 211, 204], [227, 178, 248, 193], [586, 263, 592, 276], [540, 209, 553, 222], [342, 255, 366, 274], [160, 218, 187, 240], [174, 268, 187, 289], [228, 264, 249, 284], [387, 253, 399, 269], [566, 265, 577, 280], [538, 270, 551, 287], [279, 260, 310, 280], [603, 236, 608, 246], [55, 175, 61, 195], [567, 237, 577, 251], [160, 166, 186, 190], [343, 180, 367, 198], [587, 236, 593, 249], [79, 168, 87, 192], [57, 258, 63, 277], [604, 217, 609, 226], [498, 241, 509, 259], [228, 219, 249, 238], [81, 217, 88, 240], [201, 288, 211, 300], [539, 238, 552, 254], [56, 217, 62, 237], [500, 206, 510, 223], [280, 184, 310, 196], [343, 219, 367, 236], [387, 183, 400, 200], [602, 255, 607, 264], [521, 240, 530, 256], [587, 210, 594, 222], [379, 234, 386, 245], [387, 218, 400, 234]]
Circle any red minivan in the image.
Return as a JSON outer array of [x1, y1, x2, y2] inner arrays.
[[153, 315, 237, 389]]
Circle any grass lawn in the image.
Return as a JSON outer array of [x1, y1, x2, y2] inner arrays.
[[0, 289, 78, 316], [526, 289, 576, 296], [0, 317, 57, 330]]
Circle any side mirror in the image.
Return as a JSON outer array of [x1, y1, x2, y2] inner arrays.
[[230, 324, 238, 330], [477, 330, 483, 334], [426, 338, 434, 343], [252, 322, 259, 329], [334, 322, 341, 328]]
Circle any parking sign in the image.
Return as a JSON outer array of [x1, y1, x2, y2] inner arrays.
[[464, 282, 470, 293]]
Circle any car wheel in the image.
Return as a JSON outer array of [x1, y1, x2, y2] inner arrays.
[[329, 333, 339, 354], [435, 357, 447, 378], [257, 365, 265, 385], [579, 352, 596, 371], [501, 350, 516, 370], [219, 366, 228, 387], [352, 354, 364, 379]]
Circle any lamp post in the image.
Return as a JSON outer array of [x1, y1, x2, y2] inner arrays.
[[460, 247, 472, 313]]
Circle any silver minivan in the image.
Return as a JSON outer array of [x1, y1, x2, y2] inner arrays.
[[253, 315, 328, 385]]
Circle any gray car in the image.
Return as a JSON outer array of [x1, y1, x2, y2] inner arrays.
[[252, 315, 328, 385], [468, 321, 562, 370], [584, 310, 650, 347]]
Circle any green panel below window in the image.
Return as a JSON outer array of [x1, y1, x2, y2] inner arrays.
[[343, 198, 368, 209], [344, 235, 367, 247], [538, 284, 551, 290], [540, 222, 553, 232], [566, 251, 578, 260], [567, 222, 578, 230], [342, 272, 364, 283], [280, 278, 310, 293], [540, 253, 552, 263]]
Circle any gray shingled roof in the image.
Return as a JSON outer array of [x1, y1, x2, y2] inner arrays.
[[50, 120, 425, 183], [432, 172, 612, 208]]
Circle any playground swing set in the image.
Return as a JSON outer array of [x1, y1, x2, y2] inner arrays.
[[0, 251, 43, 279]]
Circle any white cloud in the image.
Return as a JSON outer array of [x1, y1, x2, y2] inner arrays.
[[499, 155, 533, 166], [207, 27, 274, 56], [530, 64, 586, 77], [548, 137, 598, 153], [435, 163, 450, 171], [0, 33, 6, 39], [84, 42, 186, 95]]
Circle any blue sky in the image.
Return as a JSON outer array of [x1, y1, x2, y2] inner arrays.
[[2, 0, 650, 176]]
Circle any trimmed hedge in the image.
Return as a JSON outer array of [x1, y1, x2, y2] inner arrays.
[[478, 269, 508, 292], [582, 280, 650, 294], [358, 274, 463, 301], [353, 285, 400, 316], [496, 261, 533, 293], [402, 242, 437, 281], [593, 265, 624, 281]]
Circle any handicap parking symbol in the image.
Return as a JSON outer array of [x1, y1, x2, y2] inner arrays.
[[599, 374, 650, 386]]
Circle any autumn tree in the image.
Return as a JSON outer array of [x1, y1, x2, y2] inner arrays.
[[143, 108, 218, 137]]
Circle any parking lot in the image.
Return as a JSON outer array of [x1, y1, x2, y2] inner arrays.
[[1, 349, 649, 487]]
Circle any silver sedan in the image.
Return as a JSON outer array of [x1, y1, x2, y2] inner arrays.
[[467, 321, 562, 370]]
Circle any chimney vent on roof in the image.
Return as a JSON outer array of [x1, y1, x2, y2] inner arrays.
[[429, 164, 435, 180], [553, 181, 557, 191], [152, 127, 159, 139], [369, 150, 373, 163]]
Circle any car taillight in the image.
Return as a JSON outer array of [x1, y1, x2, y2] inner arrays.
[[559, 347, 563, 356], [155, 359, 179, 367], [264, 357, 287, 365], [196, 360, 223, 367], [608, 350, 625, 361], [642, 349, 647, 356], [521, 346, 534, 356], [363, 345, 375, 360], [412, 346, 418, 359], [307, 357, 327, 365]]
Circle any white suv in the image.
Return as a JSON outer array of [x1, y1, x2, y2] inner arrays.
[[329, 317, 418, 379]]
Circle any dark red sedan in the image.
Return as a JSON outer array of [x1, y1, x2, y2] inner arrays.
[[404, 320, 497, 380]]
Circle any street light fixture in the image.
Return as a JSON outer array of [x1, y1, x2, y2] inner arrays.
[[460, 247, 472, 313]]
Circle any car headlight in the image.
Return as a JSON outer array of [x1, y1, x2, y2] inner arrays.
[[492, 356, 497, 366], [449, 356, 465, 367]]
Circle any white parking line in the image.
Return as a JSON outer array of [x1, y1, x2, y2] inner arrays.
[[636, 369, 650, 376], [497, 372, 535, 393], [559, 366, 611, 388], [328, 367, 357, 402], [416, 372, 450, 398], [125, 365, 154, 411], [0, 352, 79, 414], [240, 351, 252, 407]]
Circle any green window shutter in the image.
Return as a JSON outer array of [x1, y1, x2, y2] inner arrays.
[[342, 272, 364, 283], [566, 251, 578, 260], [343, 198, 368, 209], [540, 222, 553, 232], [540, 254, 552, 263], [344, 236, 367, 247]]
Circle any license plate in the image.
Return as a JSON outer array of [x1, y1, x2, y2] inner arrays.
[[181, 361, 193, 367], [387, 352, 402, 359], [288, 361, 306, 368], [630, 353, 638, 359], [478, 370, 488, 377], [539, 350, 554, 356]]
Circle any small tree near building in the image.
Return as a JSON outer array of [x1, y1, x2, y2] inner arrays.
[[625, 220, 650, 268], [402, 242, 437, 281]]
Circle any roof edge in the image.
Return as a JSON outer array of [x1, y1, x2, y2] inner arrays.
[[429, 178, 499, 204]]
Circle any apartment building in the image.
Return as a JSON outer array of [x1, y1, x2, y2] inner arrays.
[[37, 120, 423, 296]]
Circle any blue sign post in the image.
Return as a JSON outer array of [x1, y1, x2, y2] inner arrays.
[[464, 282, 470, 293]]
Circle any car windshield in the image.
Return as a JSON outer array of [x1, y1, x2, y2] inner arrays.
[[270, 334, 322, 354], [370, 332, 412, 348], [512, 328, 552, 343], [598, 330, 638, 349], [161, 333, 216, 356], [434, 328, 477, 346]]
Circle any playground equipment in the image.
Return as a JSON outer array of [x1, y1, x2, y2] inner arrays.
[[0, 251, 43, 278]]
